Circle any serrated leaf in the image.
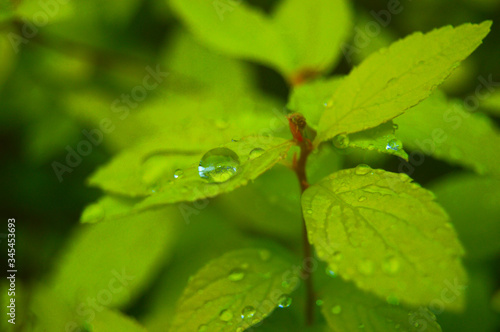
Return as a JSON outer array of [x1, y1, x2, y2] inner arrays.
[[315, 21, 492, 145], [169, 248, 299, 332], [135, 136, 293, 210], [321, 278, 442, 332], [168, 0, 293, 75], [80, 195, 140, 224], [272, 0, 352, 80], [395, 91, 500, 177], [302, 167, 467, 310], [429, 173, 500, 259], [49, 208, 178, 308], [348, 122, 409, 160], [287, 77, 343, 130]]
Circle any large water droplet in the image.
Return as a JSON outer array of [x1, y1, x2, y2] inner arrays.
[[173, 169, 184, 179], [228, 268, 245, 281], [386, 139, 402, 152], [331, 305, 342, 314], [249, 148, 265, 159], [355, 164, 372, 175], [241, 306, 256, 319], [333, 134, 349, 149], [278, 295, 292, 308], [199, 148, 240, 183], [219, 309, 233, 321], [382, 256, 400, 274]]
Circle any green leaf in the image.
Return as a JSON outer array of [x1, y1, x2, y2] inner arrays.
[[315, 21, 492, 145], [80, 195, 140, 224], [429, 173, 500, 259], [287, 77, 343, 130], [481, 90, 500, 117], [395, 91, 500, 177], [135, 136, 293, 210], [90, 308, 148, 332], [320, 278, 442, 332], [169, 248, 299, 332], [272, 0, 352, 79], [302, 167, 467, 310], [48, 208, 178, 308], [168, 0, 293, 75], [0, 0, 15, 22], [347, 122, 409, 160]]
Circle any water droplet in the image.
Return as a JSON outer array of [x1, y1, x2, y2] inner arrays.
[[249, 148, 265, 159], [199, 148, 240, 183], [355, 164, 372, 175], [219, 309, 233, 321], [382, 256, 400, 274], [325, 268, 337, 278], [173, 169, 184, 179], [357, 260, 374, 275], [278, 295, 292, 308], [259, 250, 271, 262], [333, 134, 349, 149], [316, 299, 324, 306], [228, 268, 245, 281], [358, 196, 367, 202], [331, 305, 342, 314], [392, 123, 399, 130], [198, 324, 208, 332], [306, 209, 313, 215], [241, 306, 256, 319], [386, 139, 402, 152]]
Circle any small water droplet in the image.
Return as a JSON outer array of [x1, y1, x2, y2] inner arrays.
[[331, 305, 342, 314], [199, 147, 240, 183], [249, 148, 265, 159], [219, 309, 233, 321], [241, 306, 256, 319], [382, 256, 400, 274], [228, 268, 245, 281], [325, 268, 337, 278], [316, 299, 324, 306], [333, 134, 349, 149], [306, 209, 313, 215], [173, 169, 184, 179], [259, 250, 271, 262], [355, 164, 372, 175], [358, 196, 367, 202], [386, 139, 402, 152], [393, 123, 399, 130], [278, 295, 292, 308], [197, 324, 208, 332]]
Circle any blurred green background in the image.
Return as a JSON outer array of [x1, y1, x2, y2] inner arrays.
[[1, 0, 500, 331]]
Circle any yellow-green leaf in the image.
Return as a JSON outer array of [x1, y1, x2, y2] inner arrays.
[[90, 308, 148, 332], [135, 136, 293, 210], [481, 90, 500, 116], [169, 248, 299, 332], [321, 278, 442, 332], [273, 0, 352, 78], [395, 91, 500, 177], [80, 195, 140, 224], [315, 21, 492, 145], [429, 173, 500, 259], [302, 167, 466, 310]]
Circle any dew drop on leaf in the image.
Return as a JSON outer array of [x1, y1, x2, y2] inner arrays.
[[199, 147, 240, 183], [228, 268, 245, 281], [173, 169, 184, 179], [325, 268, 337, 278], [393, 123, 399, 130], [386, 139, 402, 152], [241, 306, 256, 319], [316, 299, 324, 306], [249, 148, 265, 159], [331, 305, 342, 314], [306, 209, 313, 215], [354, 164, 372, 175], [382, 256, 400, 274], [278, 295, 292, 308], [333, 134, 349, 149], [219, 309, 233, 322]]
